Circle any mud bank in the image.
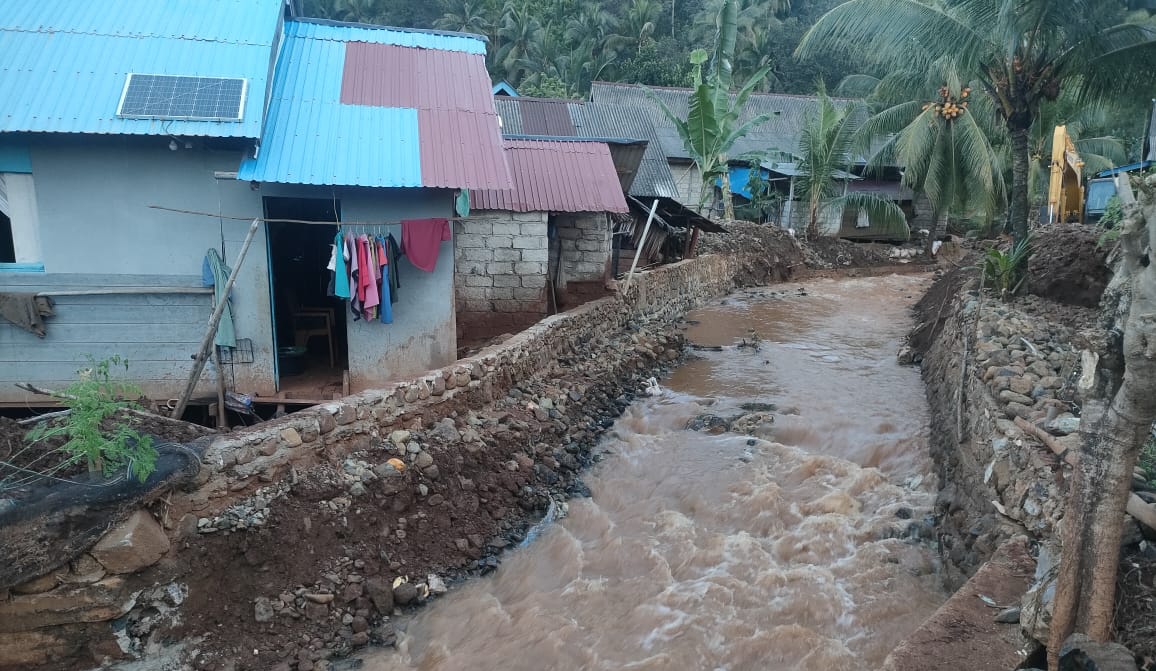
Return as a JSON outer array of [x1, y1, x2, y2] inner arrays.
[[0, 239, 804, 671]]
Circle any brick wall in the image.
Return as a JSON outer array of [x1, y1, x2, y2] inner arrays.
[[454, 211, 550, 341], [548, 212, 611, 291]]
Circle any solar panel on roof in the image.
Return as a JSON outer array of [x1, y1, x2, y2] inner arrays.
[[116, 74, 247, 121]]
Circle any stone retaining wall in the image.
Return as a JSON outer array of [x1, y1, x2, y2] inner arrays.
[[0, 251, 747, 671]]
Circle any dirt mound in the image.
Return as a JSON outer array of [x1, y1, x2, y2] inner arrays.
[[908, 264, 978, 356], [801, 237, 903, 269], [1027, 223, 1110, 308], [697, 220, 805, 283]]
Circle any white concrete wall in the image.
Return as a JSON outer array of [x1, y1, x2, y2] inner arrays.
[[550, 212, 610, 288]]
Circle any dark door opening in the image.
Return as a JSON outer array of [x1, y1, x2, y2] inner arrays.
[[264, 197, 347, 399]]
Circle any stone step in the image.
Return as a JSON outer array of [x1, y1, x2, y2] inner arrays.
[[882, 536, 1037, 671]]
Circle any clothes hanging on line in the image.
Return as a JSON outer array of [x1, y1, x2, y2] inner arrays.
[[401, 218, 450, 272], [332, 228, 403, 324]]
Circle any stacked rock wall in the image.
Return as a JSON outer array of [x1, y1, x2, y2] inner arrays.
[[0, 251, 747, 671]]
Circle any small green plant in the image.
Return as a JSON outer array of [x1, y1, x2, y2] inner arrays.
[[25, 356, 156, 482], [982, 234, 1034, 299], [1096, 195, 1123, 248], [1141, 430, 1156, 490]]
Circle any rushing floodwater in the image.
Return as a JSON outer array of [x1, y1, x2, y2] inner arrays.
[[364, 274, 944, 671]]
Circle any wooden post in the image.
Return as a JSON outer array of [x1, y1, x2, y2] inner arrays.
[[625, 199, 659, 289], [172, 219, 260, 421], [212, 346, 228, 429], [687, 226, 701, 258]]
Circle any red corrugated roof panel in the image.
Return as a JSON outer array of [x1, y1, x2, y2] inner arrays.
[[340, 41, 510, 190], [518, 99, 576, 135], [473, 139, 629, 213]]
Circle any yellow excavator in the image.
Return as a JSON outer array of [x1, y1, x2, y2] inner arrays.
[[1046, 124, 1085, 224]]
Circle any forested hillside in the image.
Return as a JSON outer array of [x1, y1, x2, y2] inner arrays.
[[298, 0, 859, 97]]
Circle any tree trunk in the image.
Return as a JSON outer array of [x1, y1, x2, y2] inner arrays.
[[721, 169, 735, 220], [1047, 176, 1156, 670], [807, 198, 820, 240], [1008, 125, 1032, 241]]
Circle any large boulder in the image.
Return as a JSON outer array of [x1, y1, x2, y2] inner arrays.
[[90, 510, 170, 574]]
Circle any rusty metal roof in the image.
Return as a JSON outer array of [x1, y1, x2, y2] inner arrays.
[[493, 97, 679, 199], [473, 139, 628, 213], [237, 20, 510, 189]]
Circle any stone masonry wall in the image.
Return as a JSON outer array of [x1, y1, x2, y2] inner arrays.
[[549, 212, 611, 291], [0, 252, 751, 671], [454, 210, 550, 341]]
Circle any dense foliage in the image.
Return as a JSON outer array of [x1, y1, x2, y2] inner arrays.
[[298, 0, 857, 96]]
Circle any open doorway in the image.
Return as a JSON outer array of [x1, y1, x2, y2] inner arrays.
[[265, 197, 347, 400]]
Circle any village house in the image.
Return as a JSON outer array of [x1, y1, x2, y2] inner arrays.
[[0, 0, 509, 406], [590, 81, 934, 239], [491, 96, 724, 276], [455, 138, 631, 344]]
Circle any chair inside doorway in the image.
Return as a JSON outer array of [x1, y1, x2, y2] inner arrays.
[[266, 197, 348, 401]]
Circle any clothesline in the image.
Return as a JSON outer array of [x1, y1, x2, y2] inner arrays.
[[148, 204, 470, 225]]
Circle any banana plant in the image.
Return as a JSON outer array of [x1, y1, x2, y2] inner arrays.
[[647, 0, 771, 219]]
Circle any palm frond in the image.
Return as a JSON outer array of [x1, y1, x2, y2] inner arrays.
[[827, 191, 911, 239]]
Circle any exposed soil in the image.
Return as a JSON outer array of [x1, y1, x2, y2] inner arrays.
[[908, 263, 978, 356], [132, 340, 686, 671], [697, 220, 805, 284], [1027, 223, 1111, 308], [1117, 545, 1156, 670]]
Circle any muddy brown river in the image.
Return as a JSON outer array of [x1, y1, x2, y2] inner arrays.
[[364, 274, 945, 670]]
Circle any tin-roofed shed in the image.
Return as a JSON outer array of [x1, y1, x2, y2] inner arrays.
[[456, 139, 634, 344]]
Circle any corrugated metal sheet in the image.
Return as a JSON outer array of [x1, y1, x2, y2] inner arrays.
[[238, 21, 509, 189], [0, 0, 281, 137], [590, 82, 877, 163], [473, 140, 628, 213], [518, 99, 576, 135], [493, 97, 679, 199], [291, 19, 486, 54]]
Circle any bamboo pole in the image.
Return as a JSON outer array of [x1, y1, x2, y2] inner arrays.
[[172, 220, 259, 421], [625, 199, 659, 290]]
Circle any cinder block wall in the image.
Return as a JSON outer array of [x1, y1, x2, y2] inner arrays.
[[549, 212, 610, 290], [454, 211, 549, 341]]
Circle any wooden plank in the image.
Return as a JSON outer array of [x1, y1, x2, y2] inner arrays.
[[34, 304, 210, 324], [0, 273, 202, 288], [50, 293, 213, 308], [0, 343, 206, 367], [0, 322, 205, 345]]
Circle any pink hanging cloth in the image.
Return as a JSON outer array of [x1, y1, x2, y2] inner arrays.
[[401, 218, 451, 272]]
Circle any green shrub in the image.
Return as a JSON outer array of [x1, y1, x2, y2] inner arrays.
[[1097, 195, 1123, 248], [25, 356, 156, 482], [982, 234, 1034, 299]]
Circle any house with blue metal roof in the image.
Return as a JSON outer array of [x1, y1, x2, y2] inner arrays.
[[0, 0, 511, 407]]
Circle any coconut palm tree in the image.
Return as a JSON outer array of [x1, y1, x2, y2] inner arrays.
[[650, 0, 773, 219], [494, 1, 545, 85], [792, 90, 908, 239], [797, 0, 1156, 242], [434, 0, 497, 38], [607, 0, 661, 55], [857, 59, 1007, 238]]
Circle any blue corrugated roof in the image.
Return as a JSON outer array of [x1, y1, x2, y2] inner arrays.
[[238, 20, 506, 189], [0, 0, 282, 138], [290, 19, 487, 54], [238, 28, 423, 186]]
